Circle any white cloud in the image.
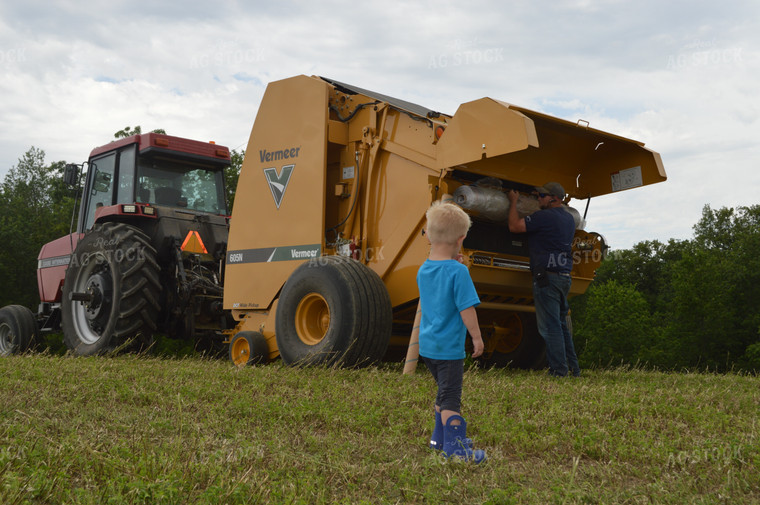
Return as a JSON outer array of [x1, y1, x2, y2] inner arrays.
[[0, 0, 758, 249]]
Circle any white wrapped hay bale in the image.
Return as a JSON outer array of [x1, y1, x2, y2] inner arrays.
[[562, 205, 586, 230], [453, 182, 586, 230], [453, 184, 540, 222]]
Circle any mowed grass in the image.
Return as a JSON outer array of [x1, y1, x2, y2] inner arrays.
[[1, 355, 758, 504]]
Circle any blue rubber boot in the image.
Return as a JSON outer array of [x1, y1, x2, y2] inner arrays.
[[430, 411, 473, 450], [442, 415, 486, 463]]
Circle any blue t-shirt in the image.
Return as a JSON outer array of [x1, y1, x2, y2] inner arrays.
[[524, 207, 575, 274], [416, 259, 481, 360]]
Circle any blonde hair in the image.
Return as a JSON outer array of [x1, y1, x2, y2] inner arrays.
[[425, 201, 472, 245]]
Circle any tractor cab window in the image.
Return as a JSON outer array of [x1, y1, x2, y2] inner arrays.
[[116, 146, 136, 205], [83, 153, 116, 229], [136, 155, 227, 215]]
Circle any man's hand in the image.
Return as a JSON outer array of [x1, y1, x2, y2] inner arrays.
[[507, 190, 527, 233], [507, 189, 519, 204]]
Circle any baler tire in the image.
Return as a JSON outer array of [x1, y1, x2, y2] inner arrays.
[[61, 223, 161, 356], [275, 256, 391, 367], [0, 305, 38, 356], [229, 331, 269, 366], [333, 256, 392, 363]]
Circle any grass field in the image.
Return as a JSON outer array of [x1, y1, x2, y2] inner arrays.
[[1, 354, 758, 504]]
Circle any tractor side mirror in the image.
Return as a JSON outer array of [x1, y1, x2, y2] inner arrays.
[[63, 164, 80, 187]]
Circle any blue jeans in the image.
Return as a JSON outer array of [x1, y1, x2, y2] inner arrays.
[[422, 357, 464, 412], [533, 272, 580, 377]]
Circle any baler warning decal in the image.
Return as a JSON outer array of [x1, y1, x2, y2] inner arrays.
[[611, 166, 643, 192], [263, 164, 295, 208], [227, 244, 321, 265]]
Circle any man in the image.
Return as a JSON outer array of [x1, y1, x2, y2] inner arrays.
[[507, 182, 580, 377]]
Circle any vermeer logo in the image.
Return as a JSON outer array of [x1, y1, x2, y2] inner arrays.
[[263, 164, 294, 208]]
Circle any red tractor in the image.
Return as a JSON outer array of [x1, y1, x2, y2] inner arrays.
[[0, 133, 232, 356]]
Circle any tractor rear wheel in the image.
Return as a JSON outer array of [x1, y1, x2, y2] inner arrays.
[[61, 223, 161, 355], [275, 256, 391, 367], [0, 305, 38, 356]]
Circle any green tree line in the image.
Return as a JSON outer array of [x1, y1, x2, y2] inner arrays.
[[0, 148, 74, 310], [569, 204, 760, 372], [1, 139, 757, 371]]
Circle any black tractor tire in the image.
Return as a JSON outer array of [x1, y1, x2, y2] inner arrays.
[[61, 222, 161, 356], [229, 331, 269, 366], [0, 305, 39, 356], [275, 256, 392, 367], [479, 312, 546, 369]]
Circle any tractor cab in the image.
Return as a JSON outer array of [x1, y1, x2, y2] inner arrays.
[[75, 133, 230, 233]]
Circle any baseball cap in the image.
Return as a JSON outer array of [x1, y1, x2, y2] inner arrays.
[[534, 182, 565, 200]]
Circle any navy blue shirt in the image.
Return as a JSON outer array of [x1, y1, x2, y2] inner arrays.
[[524, 207, 575, 274]]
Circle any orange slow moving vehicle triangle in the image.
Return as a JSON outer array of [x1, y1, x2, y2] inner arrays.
[[181, 230, 208, 254]]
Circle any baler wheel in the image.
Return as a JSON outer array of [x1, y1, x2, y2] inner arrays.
[[0, 305, 38, 356], [275, 256, 391, 367], [478, 311, 545, 369], [61, 223, 161, 355], [229, 331, 269, 366]]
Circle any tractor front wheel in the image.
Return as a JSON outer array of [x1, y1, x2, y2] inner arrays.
[[61, 223, 161, 355], [0, 305, 38, 356]]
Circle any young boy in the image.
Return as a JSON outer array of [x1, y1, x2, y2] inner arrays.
[[417, 200, 486, 463]]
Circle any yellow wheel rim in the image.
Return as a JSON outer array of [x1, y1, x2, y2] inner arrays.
[[485, 313, 523, 354], [295, 293, 330, 346], [231, 336, 251, 367]]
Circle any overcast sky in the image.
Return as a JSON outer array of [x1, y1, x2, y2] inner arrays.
[[1, 0, 757, 250]]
